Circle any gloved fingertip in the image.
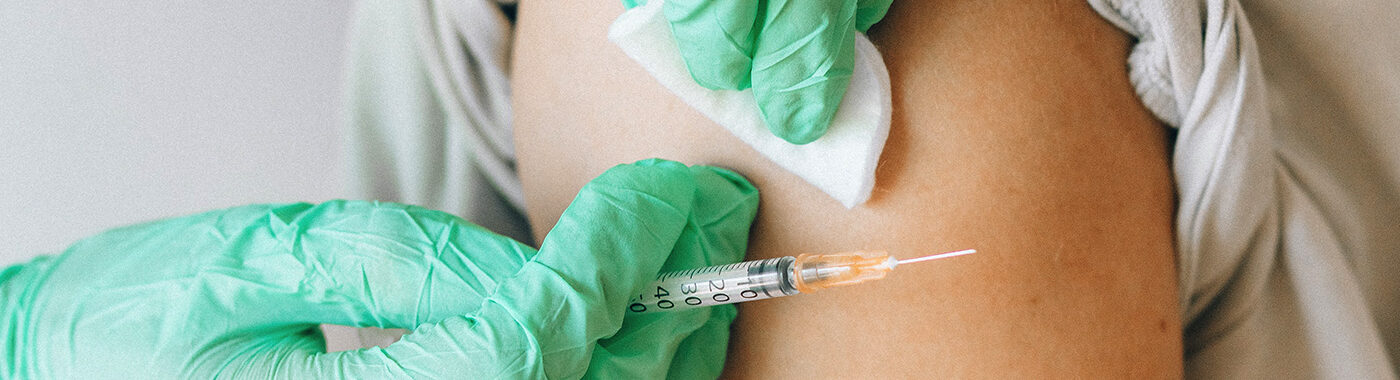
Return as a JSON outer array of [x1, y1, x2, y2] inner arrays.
[[854, 0, 894, 33], [758, 93, 840, 145], [630, 157, 687, 169], [583, 161, 697, 214], [754, 66, 856, 144], [620, 0, 646, 10], [664, 0, 758, 91], [600, 158, 691, 184], [689, 166, 757, 196], [682, 58, 751, 91]]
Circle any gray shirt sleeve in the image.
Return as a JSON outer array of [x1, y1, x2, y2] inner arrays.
[[1088, 0, 1396, 377], [342, 0, 531, 245]]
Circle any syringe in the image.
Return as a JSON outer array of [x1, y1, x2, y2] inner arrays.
[[627, 249, 976, 313]]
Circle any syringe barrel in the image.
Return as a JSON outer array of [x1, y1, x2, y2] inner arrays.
[[627, 256, 799, 313]]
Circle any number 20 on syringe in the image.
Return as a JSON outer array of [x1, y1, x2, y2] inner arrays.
[[627, 249, 977, 313]]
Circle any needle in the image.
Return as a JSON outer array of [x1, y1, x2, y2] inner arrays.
[[897, 249, 977, 265]]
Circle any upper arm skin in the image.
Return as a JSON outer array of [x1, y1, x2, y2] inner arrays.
[[511, 0, 1181, 377]]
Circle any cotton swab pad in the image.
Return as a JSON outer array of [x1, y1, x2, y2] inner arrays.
[[608, 0, 893, 208]]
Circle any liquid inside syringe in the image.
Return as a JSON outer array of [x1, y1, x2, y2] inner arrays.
[[627, 249, 975, 313]]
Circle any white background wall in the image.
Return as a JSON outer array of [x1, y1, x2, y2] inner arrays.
[[1, 1, 353, 265]]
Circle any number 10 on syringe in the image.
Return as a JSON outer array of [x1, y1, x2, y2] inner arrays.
[[627, 249, 976, 313]]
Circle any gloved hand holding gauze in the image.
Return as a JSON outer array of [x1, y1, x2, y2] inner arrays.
[[609, 0, 893, 208]]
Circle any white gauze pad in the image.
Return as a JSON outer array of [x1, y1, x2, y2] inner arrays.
[[607, 0, 893, 208]]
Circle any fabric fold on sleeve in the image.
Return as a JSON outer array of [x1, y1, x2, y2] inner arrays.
[[1087, 0, 1397, 378]]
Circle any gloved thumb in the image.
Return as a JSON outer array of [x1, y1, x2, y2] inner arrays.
[[282, 159, 730, 378], [583, 165, 760, 379]]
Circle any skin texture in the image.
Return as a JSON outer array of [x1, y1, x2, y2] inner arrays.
[[511, 0, 1183, 377]]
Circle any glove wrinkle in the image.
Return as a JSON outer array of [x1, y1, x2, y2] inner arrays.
[[2, 160, 759, 379]]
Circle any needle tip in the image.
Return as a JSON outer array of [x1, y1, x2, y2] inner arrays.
[[896, 249, 977, 265]]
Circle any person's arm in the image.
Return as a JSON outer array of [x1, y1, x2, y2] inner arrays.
[[511, 0, 1181, 377]]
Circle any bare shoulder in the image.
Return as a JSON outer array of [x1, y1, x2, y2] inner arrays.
[[511, 0, 1181, 377]]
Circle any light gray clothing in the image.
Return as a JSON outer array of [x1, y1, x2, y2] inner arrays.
[[1089, 0, 1399, 377], [344, 0, 529, 244], [346, 0, 1400, 377]]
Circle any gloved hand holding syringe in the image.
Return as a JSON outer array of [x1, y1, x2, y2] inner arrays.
[[628, 249, 976, 313]]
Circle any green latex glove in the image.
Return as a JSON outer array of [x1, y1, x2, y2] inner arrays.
[[623, 0, 892, 144], [0, 159, 759, 379]]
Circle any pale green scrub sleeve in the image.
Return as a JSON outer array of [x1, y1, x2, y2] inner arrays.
[[343, 0, 529, 244], [1089, 0, 1400, 378]]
